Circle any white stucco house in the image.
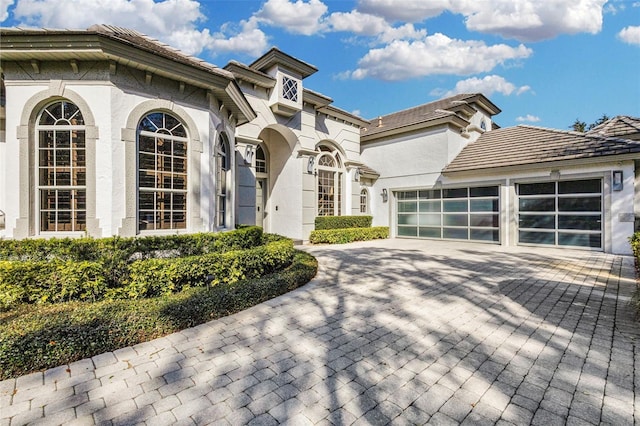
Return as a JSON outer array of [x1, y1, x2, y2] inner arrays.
[[361, 97, 640, 255], [1, 25, 639, 254], [0, 25, 256, 239]]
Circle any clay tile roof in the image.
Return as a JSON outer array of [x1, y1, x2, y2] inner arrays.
[[359, 164, 380, 177], [587, 116, 640, 140], [361, 93, 499, 138], [444, 125, 640, 174], [87, 24, 234, 79]]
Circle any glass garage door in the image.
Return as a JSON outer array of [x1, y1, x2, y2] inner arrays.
[[517, 179, 602, 249], [396, 186, 500, 242]]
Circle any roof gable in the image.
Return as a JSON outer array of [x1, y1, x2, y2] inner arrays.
[[361, 93, 500, 140], [444, 125, 640, 174], [0, 25, 257, 125], [249, 47, 318, 79], [587, 116, 640, 140]]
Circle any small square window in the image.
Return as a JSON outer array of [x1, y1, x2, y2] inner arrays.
[[282, 76, 298, 102]]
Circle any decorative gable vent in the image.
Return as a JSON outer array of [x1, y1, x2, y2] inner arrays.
[[270, 71, 302, 117]]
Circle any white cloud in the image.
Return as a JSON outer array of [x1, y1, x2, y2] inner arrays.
[[255, 0, 328, 35], [618, 26, 640, 46], [431, 75, 532, 97], [329, 10, 389, 35], [357, 0, 450, 22], [458, 0, 608, 42], [349, 33, 532, 81], [328, 10, 425, 42], [357, 0, 608, 42], [8, 0, 269, 56], [0, 0, 13, 22], [207, 18, 270, 57], [516, 114, 541, 122], [11, 0, 215, 55]]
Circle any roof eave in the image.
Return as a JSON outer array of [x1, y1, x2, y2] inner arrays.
[[443, 152, 640, 177], [361, 115, 469, 142], [249, 47, 318, 78], [224, 61, 276, 89], [1, 30, 257, 125], [318, 105, 370, 128]]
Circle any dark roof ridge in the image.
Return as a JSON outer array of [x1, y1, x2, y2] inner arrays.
[[588, 115, 640, 135], [517, 123, 639, 144], [516, 124, 588, 137], [368, 93, 475, 121]]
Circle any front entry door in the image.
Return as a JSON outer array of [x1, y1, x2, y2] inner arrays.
[[256, 178, 266, 228]]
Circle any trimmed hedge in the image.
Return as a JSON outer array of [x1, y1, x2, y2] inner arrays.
[[0, 250, 317, 380], [0, 227, 295, 309], [314, 215, 372, 230], [122, 239, 295, 299], [309, 226, 389, 244], [0, 226, 265, 262]]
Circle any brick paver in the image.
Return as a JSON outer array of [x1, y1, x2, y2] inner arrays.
[[1, 239, 638, 425]]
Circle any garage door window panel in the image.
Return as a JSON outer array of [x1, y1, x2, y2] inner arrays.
[[419, 214, 441, 226], [558, 215, 601, 231], [558, 233, 601, 248], [444, 228, 468, 240], [558, 196, 601, 212], [396, 186, 499, 243], [471, 229, 499, 242], [517, 179, 602, 249], [519, 198, 555, 211], [419, 227, 441, 238], [519, 230, 556, 245]]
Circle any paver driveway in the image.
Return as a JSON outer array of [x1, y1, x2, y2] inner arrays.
[[1, 239, 638, 425]]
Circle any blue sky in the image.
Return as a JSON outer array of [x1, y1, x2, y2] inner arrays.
[[2, 0, 638, 129]]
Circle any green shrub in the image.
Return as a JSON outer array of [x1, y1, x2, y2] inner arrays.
[[314, 215, 372, 230], [630, 232, 640, 259], [122, 239, 295, 299], [0, 260, 106, 307], [309, 226, 389, 244], [0, 228, 291, 309], [0, 250, 317, 380], [0, 226, 265, 262]]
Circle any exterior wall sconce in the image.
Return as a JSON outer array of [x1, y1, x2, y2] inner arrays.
[[307, 156, 315, 174], [381, 188, 388, 203], [613, 170, 623, 191], [244, 145, 255, 165], [0, 210, 4, 230], [354, 168, 360, 182]]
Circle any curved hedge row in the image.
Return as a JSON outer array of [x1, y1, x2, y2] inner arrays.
[[0, 227, 295, 309], [0, 226, 265, 262], [0, 250, 318, 380]]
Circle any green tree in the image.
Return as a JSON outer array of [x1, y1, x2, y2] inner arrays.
[[588, 114, 610, 130], [570, 114, 610, 132], [571, 118, 587, 132]]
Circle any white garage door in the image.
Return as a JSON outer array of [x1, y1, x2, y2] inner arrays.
[[517, 179, 602, 249], [396, 186, 500, 242]]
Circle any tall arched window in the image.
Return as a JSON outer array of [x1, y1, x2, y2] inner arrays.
[[360, 189, 369, 214], [216, 134, 230, 228], [137, 112, 187, 231], [255, 145, 267, 174], [36, 100, 86, 232], [317, 146, 343, 216]]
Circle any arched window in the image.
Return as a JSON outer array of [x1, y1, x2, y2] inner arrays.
[[317, 146, 343, 216], [360, 189, 369, 214], [255, 145, 267, 174], [36, 100, 86, 232], [216, 134, 230, 228], [137, 112, 187, 231]]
